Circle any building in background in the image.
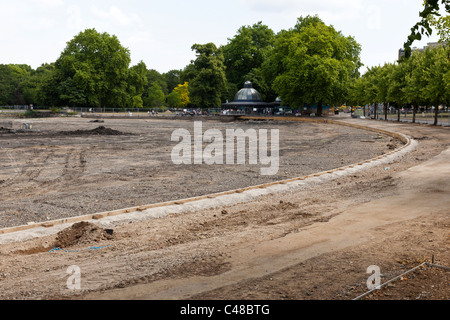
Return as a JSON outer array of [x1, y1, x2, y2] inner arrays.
[[398, 42, 446, 60], [222, 81, 277, 115]]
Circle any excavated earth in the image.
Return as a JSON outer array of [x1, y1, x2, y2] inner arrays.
[[0, 116, 448, 304]]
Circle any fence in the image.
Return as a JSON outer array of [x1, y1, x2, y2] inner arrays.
[[354, 105, 450, 127], [0, 106, 158, 113]]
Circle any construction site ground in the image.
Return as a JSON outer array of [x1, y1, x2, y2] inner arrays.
[[0, 115, 448, 304]]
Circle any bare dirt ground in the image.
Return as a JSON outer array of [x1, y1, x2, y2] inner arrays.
[[0, 116, 448, 303], [0, 117, 394, 229]]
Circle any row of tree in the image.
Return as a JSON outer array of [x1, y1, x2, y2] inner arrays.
[[349, 45, 449, 126], [0, 55, 189, 110], [178, 16, 362, 113], [0, 16, 362, 112]]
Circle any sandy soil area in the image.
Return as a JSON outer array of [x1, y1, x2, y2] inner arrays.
[[0, 117, 394, 229], [0, 116, 448, 304]]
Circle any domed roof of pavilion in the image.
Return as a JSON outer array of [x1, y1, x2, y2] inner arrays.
[[234, 81, 263, 102]]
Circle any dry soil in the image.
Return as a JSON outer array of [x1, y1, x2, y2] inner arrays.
[[0, 115, 448, 303]]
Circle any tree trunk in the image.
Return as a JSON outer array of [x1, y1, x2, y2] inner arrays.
[[412, 104, 417, 124], [434, 103, 439, 126], [384, 102, 388, 121], [98, 95, 102, 111], [317, 101, 323, 117], [397, 105, 401, 122]]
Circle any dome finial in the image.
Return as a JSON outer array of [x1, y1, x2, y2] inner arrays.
[[233, 81, 262, 102], [244, 81, 253, 88]]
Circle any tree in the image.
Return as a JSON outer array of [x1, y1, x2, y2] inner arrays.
[[375, 63, 396, 120], [54, 28, 131, 109], [31, 63, 56, 106], [166, 91, 181, 108], [145, 81, 166, 107], [421, 46, 450, 125], [39, 65, 64, 107], [352, 44, 449, 126], [361, 64, 395, 119], [360, 66, 380, 117], [163, 69, 182, 93], [0, 64, 31, 105], [188, 43, 227, 108], [387, 61, 412, 122], [166, 82, 190, 109], [222, 22, 275, 101], [0, 65, 18, 105], [269, 16, 362, 116], [404, 0, 450, 57], [174, 82, 190, 107], [347, 76, 367, 109], [429, 14, 450, 43], [261, 29, 296, 101], [145, 69, 168, 95], [127, 61, 148, 108], [404, 51, 429, 123]]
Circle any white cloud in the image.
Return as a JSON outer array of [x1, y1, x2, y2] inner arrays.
[[241, 0, 361, 15], [67, 5, 83, 30], [91, 5, 143, 28], [31, 0, 63, 8], [32, 18, 56, 31], [126, 31, 152, 46]]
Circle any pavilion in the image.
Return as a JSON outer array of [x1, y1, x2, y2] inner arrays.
[[221, 81, 278, 115]]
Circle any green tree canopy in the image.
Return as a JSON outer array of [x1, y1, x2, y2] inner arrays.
[[166, 91, 181, 108], [222, 22, 275, 101], [163, 69, 182, 93], [145, 81, 166, 107], [127, 61, 148, 108], [268, 15, 362, 115], [0, 64, 32, 105], [53, 28, 132, 109], [188, 43, 227, 108], [350, 44, 449, 125], [429, 13, 450, 43], [421, 46, 450, 124]]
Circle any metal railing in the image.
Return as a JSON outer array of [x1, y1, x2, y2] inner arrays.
[[354, 107, 450, 127]]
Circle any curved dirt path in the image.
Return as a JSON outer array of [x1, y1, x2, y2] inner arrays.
[[0, 118, 448, 301]]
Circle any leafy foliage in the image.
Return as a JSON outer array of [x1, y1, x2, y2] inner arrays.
[[404, 0, 450, 57], [349, 46, 450, 125], [188, 43, 227, 108], [145, 81, 166, 107], [267, 15, 362, 115], [222, 22, 276, 101], [53, 28, 132, 109]]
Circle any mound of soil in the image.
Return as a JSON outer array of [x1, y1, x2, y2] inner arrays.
[[59, 126, 127, 136], [0, 127, 16, 134], [53, 221, 114, 248]]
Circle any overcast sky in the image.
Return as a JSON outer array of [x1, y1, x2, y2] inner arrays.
[[0, 0, 441, 74]]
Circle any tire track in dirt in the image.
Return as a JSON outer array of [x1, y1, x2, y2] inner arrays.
[[0, 146, 92, 202]]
